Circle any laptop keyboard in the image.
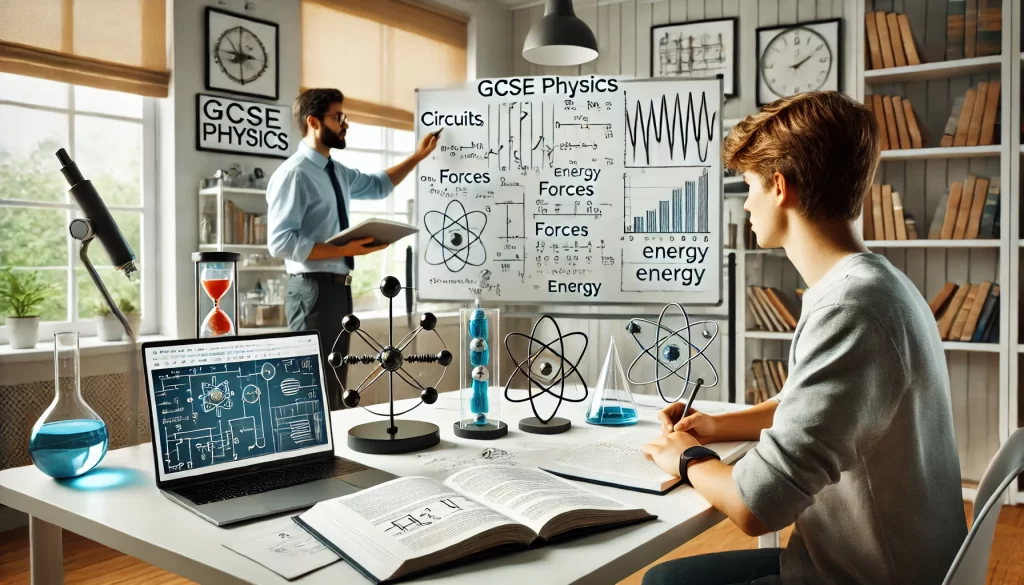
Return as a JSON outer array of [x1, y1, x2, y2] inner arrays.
[[174, 458, 369, 506]]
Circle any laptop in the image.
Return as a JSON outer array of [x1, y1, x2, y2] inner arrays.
[[141, 331, 396, 526]]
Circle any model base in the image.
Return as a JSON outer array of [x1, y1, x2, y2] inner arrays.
[[518, 416, 571, 435], [453, 420, 508, 440], [347, 420, 440, 454]]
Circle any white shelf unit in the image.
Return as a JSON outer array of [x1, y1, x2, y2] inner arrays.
[[733, 0, 1020, 503], [197, 182, 288, 334], [866, 239, 1001, 248]]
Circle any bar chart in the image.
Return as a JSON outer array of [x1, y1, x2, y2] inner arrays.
[[624, 168, 709, 233]]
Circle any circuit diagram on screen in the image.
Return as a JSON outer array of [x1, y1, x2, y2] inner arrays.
[[152, 354, 328, 473]]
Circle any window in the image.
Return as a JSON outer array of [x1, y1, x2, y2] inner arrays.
[[333, 123, 416, 312], [0, 72, 156, 341]]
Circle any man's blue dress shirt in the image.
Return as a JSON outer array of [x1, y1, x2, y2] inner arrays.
[[266, 141, 393, 275]]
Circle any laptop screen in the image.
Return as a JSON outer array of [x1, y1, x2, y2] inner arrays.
[[143, 333, 333, 483]]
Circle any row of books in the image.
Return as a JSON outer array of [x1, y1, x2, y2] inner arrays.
[[929, 281, 1000, 342], [946, 0, 1001, 60], [927, 175, 1000, 240], [863, 184, 919, 241], [748, 359, 787, 405], [746, 286, 801, 333], [867, 95, 923, 150], [940, 81, 1000, 148], [224, 200, 269, 246], [865, 11, 921, 70]]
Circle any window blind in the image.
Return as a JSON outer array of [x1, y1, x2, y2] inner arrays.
[[301, 0, 467, 131], [0, 0, 169, 97]]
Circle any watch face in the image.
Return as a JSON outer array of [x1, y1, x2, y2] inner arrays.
[[761, 27, 832, 97]]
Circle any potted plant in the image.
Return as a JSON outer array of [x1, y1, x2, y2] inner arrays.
[[0, 268, 53, 349], [94, 301, 123, 342], [117, 296, 141, 337]]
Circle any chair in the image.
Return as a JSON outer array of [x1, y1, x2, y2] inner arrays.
[[942, 427, 1024, 585]]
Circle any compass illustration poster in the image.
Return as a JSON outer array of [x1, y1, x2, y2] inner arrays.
[[205, 7, 279, 100]]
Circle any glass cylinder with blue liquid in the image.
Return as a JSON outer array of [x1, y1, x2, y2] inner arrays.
[[29, 332, 108, 478], [456, 303, 507, 439]]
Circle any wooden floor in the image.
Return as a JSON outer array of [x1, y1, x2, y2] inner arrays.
[[1, 503, 1022, 584]]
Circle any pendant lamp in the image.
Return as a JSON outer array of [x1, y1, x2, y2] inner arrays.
[[522, 0, 598, 67]]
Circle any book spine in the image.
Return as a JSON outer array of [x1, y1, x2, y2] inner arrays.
[[965, 82, 988, 146], [952, 88, 976, 147], [965, 177, 990, 239], [964, 0, 978, 57], [928, 190, 949, 240], [892, 96, 912, 150], [960, 280, 992, 341], [886, 12, 908, 68], [866, 12, 884, 70], [946, 0, 966, 60], [881, 184, 896, 240], [903, 99, 924, 149], [940, 182, 964, 239], [897, 14, 922, 65], [876, 11, 897, 68], [979, 81, 1000, 146], [872, 95, 891, 150], [953, 175, 977, 240], [892, 191, 908, 240], [978, 178, 1000, 238], [971, 285, 999, 342]]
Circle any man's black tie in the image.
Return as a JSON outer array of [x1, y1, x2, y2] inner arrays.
[[325, 159, 354, 270]]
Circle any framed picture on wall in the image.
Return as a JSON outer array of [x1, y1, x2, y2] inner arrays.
[[651, 18, 737, 97], [205, 7, 279, 100], [756, 18, 842, 106]]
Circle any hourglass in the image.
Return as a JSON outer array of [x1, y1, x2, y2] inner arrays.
[[192, 252, 239, 337]]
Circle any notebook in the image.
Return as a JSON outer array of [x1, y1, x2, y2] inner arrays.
[[539, 428, 754, 494]]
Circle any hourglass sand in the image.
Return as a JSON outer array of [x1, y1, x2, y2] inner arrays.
[[200, 264, 234, 337]]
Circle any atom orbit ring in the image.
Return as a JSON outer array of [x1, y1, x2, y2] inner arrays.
[[626, 302, 719, 403], [327, 277, 451, 418], [503, 315, 589, 425]]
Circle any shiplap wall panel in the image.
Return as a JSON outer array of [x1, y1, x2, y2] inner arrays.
[[620, 1, 637, 78]]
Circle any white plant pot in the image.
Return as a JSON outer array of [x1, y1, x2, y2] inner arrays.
[[95, 314, 124, 342], [125, 313, 141, 338], [8, 316, 40, 349]]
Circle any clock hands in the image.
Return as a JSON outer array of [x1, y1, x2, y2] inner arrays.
[[790, 54, 813, 69]]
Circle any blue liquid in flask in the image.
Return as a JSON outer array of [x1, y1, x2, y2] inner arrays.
[[471, 379, 490, 424], [29, 419, 108, 479], [585, 404, 639, 426]]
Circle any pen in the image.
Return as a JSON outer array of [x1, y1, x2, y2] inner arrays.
[[432, 128, 443, 138], [680, 377, 704, 421]]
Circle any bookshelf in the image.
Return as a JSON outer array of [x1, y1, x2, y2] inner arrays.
[[735, 0, 1021, 504], [197, 182, 289, 332]]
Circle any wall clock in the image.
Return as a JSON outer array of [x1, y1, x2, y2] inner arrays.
[[756, 19, 841, 106], [205, 7, 279, 100]]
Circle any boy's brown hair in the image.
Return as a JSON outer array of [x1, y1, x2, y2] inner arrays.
[[723, 91, 880, 222]]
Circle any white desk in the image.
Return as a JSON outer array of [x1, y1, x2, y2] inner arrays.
[[0, 393, 751, 585]]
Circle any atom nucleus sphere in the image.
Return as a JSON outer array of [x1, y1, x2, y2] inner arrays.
[[626, 303, 720, 404], [328, 277, 451, 454]]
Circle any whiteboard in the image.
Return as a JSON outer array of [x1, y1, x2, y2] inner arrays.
[[414, 76, 723, 305]]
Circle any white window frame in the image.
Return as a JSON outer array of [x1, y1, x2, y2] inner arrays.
[[337, 126, 414, 312], [0, 85, 158, 344]]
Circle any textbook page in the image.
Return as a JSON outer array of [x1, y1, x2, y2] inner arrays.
[[444, 464, 640, 536], [223, 518, 339, 580], [298, 476, 526, 580]]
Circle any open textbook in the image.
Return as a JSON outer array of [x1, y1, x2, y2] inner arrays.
[[293, 464, 654, 583], [540, 428, 754, 494]]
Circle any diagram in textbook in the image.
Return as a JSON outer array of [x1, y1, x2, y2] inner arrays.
[[384, 497, 466, 535], [624, 89, 718, 168], [151, 354, 327, 474]]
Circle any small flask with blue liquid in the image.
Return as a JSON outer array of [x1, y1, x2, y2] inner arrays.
[[29, 332, 108, 478]]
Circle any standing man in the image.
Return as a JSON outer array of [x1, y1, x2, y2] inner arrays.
[[267, 88, 438, 409]]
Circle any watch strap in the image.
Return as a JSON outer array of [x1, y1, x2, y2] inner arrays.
[[679, 445, 720, 486]]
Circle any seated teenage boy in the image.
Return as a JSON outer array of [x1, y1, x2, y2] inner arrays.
[[640, 91, 967, 585]]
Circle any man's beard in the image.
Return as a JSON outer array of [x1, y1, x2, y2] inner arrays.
[[320, 125, 346, 150]]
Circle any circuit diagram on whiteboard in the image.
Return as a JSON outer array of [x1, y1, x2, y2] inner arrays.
[[151, 354, 327, 474]]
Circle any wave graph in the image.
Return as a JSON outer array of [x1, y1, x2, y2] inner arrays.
[[625, 91, 717, 167]]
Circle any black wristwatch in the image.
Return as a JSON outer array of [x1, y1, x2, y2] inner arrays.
[[679, 446, 720, 486]]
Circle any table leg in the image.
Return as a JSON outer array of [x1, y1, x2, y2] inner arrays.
[[758, 531, 780, 549], [29, 516, 63, 585]]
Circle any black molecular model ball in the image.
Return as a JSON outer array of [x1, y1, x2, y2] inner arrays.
[[380, 347, 404, 371], [420, 312, 437, 331], [539, 361, 554, 376], [380, 276, 402, 298], [626, 321, 642, 335], [342, 314, 361, 333], [328, 352, 343, 368], [420, 386, 438, 404], [342, 389, 361, 409], [438, 350, 453, 366]]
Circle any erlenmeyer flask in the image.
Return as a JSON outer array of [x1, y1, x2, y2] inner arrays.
[[29, 332, 109, 478], [585, 338, 638, 426], [200, 263, 234, 337]]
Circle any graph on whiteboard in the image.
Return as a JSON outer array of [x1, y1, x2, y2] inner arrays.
[[415, 76, 723, 305]]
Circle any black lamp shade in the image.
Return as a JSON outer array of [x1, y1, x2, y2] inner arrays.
[[522, 0, 598, 67]]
